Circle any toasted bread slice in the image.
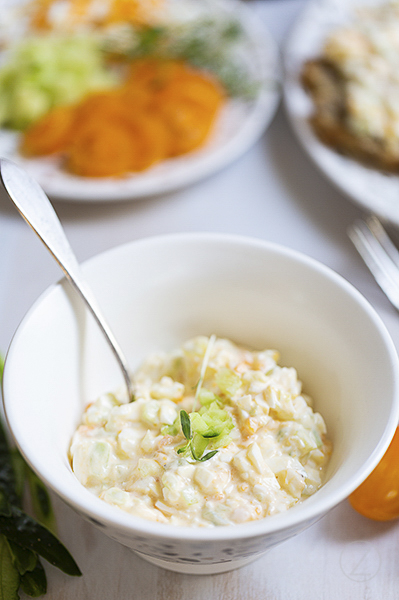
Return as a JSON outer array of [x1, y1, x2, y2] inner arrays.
[[301, 58, 399, 172]]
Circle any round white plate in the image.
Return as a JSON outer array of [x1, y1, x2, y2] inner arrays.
[[0, 0, 280, 202], [283, 0, 399, 227]]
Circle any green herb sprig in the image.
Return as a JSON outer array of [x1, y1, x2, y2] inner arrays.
[[178, 410, 218, 462], [103, 16, 259, 99], [0, 354, 81, 599]]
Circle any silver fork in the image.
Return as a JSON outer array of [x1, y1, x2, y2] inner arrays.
[[348, 215, 399, 311]]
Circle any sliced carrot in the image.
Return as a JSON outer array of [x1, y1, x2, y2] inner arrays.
[[68, 107, 169, 176], [72, 90, 126, 125], [67, 121, 137, 177], [124, 111, 170, 171], [157, 99, 215, 156], [28, 0, 54, 30], [125, 58, 187, 92], [68, 0, 93, 26], [19, 57, 225, 176], [159, 72, 225, 113], [126, 58, 224, 156], [21, 104, 76, 156], [105, 0, 163, 26]]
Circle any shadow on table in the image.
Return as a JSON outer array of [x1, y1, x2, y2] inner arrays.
[[319, 500, 398, 544], [0, 175, 174, 221]]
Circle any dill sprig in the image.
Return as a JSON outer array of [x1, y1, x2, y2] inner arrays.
[[102, 16, 259, 99]]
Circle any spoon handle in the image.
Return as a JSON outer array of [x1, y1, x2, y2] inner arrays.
[[0, 158, 134, 401]]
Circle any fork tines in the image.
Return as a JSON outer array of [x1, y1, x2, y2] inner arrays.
[[348, 215, 399, 311]]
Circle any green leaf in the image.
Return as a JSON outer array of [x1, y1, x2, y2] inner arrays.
[[179, 410, 191, 441], [176, 445, 188, 455], [160, 418, 179, 437], [25, 467, 57, 535], [198, 389, 221, 408], [198, 450, 218, 462], [0, 488, 11, 517], [9, 451, 25, 507], [189, 413, 208, 436], [190, 435, 208, 460], [221, 20, 242, 42], [7, 540, 37, 575], [0, 533, 20, 600], [193, 402, 234, 444], [0, 506, 81, 577], [0, 421, 19, 508], [135, 26, 166, 56], [20, 559, 47, 597], [215, 368, 241, 397], [189, 444, 200, 462]]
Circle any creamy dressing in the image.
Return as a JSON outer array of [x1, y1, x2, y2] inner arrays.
[[70, 337, 332, 527]]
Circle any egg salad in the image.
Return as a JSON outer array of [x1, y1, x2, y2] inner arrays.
[[70, 336, 332, 527], [323, 1, 399, 152]]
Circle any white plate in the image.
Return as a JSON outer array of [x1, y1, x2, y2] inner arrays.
[[0, 0, 280, 202], [283, 0, 399, 227]]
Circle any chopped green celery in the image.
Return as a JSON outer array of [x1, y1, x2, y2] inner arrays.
[[201, 402, 234, 428], [280, 424, 319, 456], [188, 402, 234, 454], [181, 487, 198, 506], [198, 389, 220, 407], [202, 504, 231, 526], [296, 428, 319, 454], [168, 356, 185, 383], [210, 433, 233, 449], [189, 412, 209, 436], [161, 416, 179, 436], [215, 367, 241, 396], [141, 401, 159, 426], [191, 434, 208, 458], [312, 429, 322, 447], [89, 441, 110, 477], [0, 34, 116, 130], [8, 84, 50, 130], [192, 402, 234, 439]]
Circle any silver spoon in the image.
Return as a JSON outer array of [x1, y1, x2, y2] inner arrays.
[[0, 157, 134, 401]]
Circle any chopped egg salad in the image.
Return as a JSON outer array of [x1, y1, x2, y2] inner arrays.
[[70, 337, 332, 527], [322, 0, 399, 152]]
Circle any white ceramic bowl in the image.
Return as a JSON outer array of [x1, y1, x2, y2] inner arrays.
[[3, 233, 399, 574]]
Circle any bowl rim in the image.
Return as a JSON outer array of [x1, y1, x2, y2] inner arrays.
[[3, 231, 399, 542]]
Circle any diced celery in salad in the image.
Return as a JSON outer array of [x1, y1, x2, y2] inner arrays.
[[70, 336, 332, 527]]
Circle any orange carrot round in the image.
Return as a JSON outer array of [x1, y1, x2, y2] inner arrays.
[[21, 105, 76, 156], [67, 121, 137, 177], [19, 57, 226, 177]]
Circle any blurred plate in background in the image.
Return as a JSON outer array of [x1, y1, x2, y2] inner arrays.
[[0, 0, 280, 203], [283, 0, 399, 227]]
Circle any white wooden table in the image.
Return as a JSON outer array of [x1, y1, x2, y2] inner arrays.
[[1, 1, 399, 597]]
